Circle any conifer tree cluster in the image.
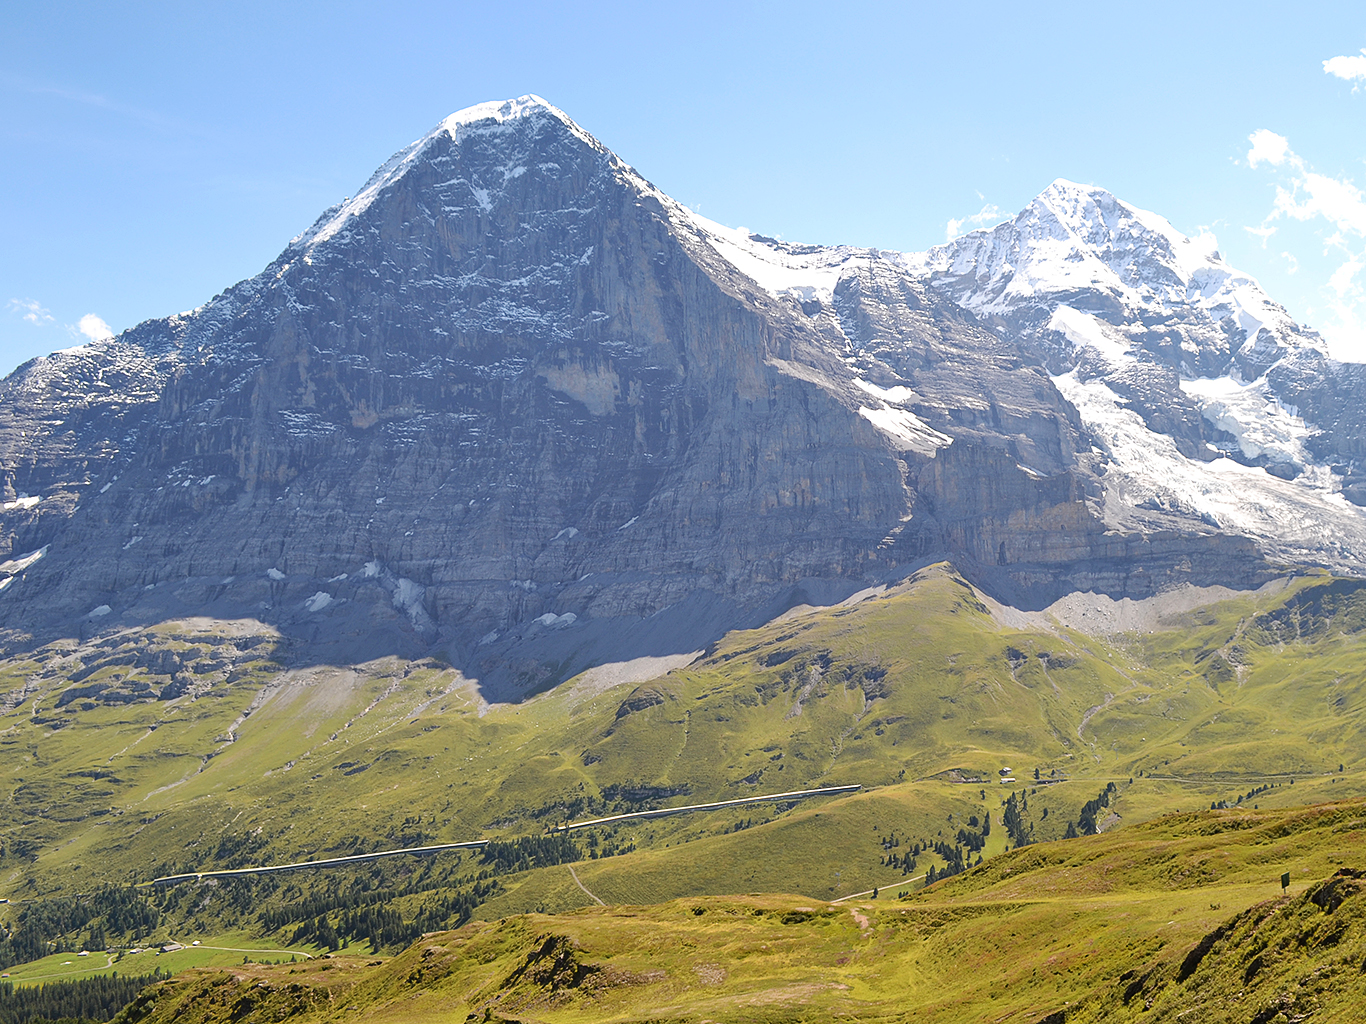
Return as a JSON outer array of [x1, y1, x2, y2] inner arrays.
[[878, 831, 918, 875], [1075, 782, 1118, 835], [1002, 792, 1032, 847], [477, 835, 580, 875], [1210, 782, 1280, 809], [273, 879, 499, 954], [0, 889, 159, 970], [0, 970, 166, 1023], [282, 876, 500, 955]]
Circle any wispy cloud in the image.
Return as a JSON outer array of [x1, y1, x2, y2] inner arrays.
[[7, 298, 53, 325], [75, 314, 114, 342], [1246, 128, 1366, 359], [1, 73, 214, 140], [946, 203, 1004, 242]]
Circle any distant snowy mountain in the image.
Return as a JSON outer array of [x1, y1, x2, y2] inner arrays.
[[673, 178, 1366, 577], [2, 97, 1364, 693], [903, 179, 1321, 378], [899, 180, 1366, 571]]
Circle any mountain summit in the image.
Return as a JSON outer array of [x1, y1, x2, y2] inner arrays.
[[907, 177, 1321, 379], [1, 98, 1363, 697]]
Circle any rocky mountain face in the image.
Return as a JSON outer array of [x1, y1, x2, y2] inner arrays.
[[901, 181, 1366, 568], [0, 97, 1359, 698]]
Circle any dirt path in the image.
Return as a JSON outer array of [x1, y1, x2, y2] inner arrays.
[[829, 875, 925, 904], [567, 863, 605, 905]]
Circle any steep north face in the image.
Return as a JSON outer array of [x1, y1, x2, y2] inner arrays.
[[0, 96, 1355, 698]]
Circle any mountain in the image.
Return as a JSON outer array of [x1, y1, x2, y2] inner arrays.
[[3, 101, 1366, 1019], [707, 177, 1366, 576], [1, 97, 1364, 702]]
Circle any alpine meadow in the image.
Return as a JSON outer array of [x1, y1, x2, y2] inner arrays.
[[1, 94, 1364, 1023]]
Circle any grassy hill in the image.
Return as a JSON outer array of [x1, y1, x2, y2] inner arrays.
[[0, 562, 1361, 976], [110, 798, 1366, 1023]]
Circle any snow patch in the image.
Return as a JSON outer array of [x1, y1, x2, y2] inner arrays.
[[0, 546, 48, 574], [1054, 370, 1366, 565], [853, 379, 917, 403], [1181, 376, 1311, 465], [534, 612, 578, 629], [88, 604, 112, 618], [303, 591, 335, 613], [388, 578, 431, 633], [673, 207, 866, 307], [2, 495, 39, 511], [1047, 305, 1134, 366], [858, 407, 952, 455], [266, 567, 287, 581]]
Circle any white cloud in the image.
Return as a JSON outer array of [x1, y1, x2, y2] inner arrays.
[[1247, 130, 1366, 360], [1270, 170, 1366, 236], [1247, 129, 1290, 169], [1324, 255, 1366, 355], [1324, 49, 1366, 84], [946, 203, 1004, 242], [1245, 224, 1276, 246], [76, 314, 114, 342], [7, 298, 54, 325], [1282, 251, 1299, 275]]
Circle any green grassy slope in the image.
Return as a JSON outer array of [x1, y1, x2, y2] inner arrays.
[[0, 563, 1362, 967], [110, 798, 1366, 1024]]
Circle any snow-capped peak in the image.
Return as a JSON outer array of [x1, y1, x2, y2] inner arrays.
[[291, 95, 597, 252], [435, 94, 587, 140], [900, 178, 1323, 374], [908, 178, 1236, 312]]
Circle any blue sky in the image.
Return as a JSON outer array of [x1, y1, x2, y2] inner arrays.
[[3, 0, 1365, 374]]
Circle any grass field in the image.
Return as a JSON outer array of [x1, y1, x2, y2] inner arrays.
[[113, 797, 1366, 1023], [0, 562, 1361, 987], [1, 933, 315, 987]]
